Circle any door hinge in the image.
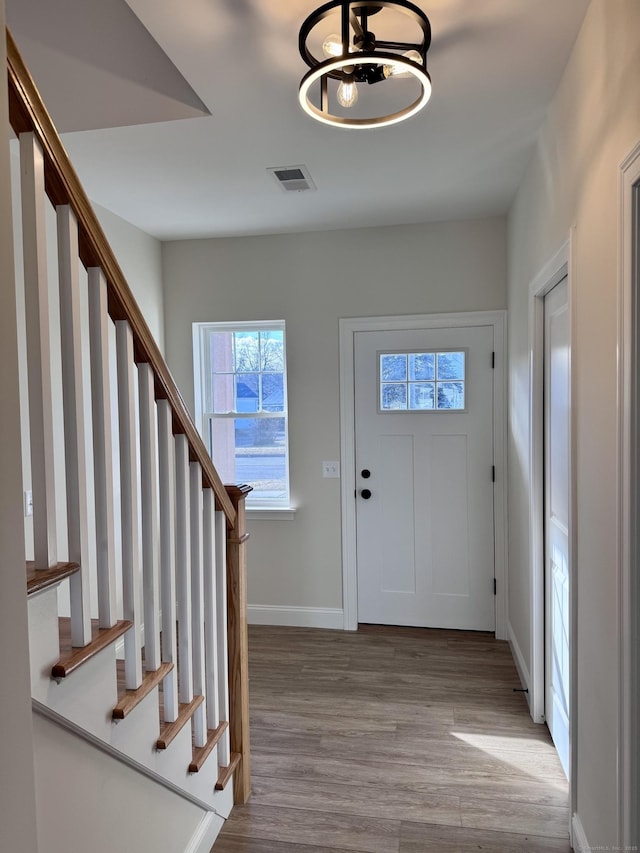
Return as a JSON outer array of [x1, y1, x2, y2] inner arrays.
[[491, 351, 495, 369], [494, 578, 497, 595], [492, 465, 496, 482]]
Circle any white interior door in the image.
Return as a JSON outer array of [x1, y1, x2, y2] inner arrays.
[[354, 324, 495, 631], [544, 278, 570, 777]]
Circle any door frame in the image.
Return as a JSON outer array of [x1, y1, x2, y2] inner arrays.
[[527, 236, 575, 811], [528, 240, 572, 724], [339, 310, 508, 637], [617, 140, 640, 847]]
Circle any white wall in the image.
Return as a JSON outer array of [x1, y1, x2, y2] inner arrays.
[[163, 218, 506, 617], [0, 13, 40, 852], [93, 202, 165, 353], [507, 0, 640, 844]]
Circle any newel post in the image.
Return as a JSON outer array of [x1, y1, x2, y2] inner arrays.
[[225, 484, 252, 804]]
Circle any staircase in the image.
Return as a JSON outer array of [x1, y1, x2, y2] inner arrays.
[[7, 27, 250, 848]]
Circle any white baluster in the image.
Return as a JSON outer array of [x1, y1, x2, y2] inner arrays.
[[19, 133, 57, 568], [56, 205, 92, 646], [87, 268, 117, 628], [157, 400, 179, 722], [175, 434, 193, 704], [203, 488, 220, 734], [115, 320, 143, 689], [215, 510, 230, 766], [138, 363, 161, 672], [190, 462, 207, 748]]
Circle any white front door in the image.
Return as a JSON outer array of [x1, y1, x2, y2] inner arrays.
[[354, 323, 495, 630], [544, 278, 570, 777]]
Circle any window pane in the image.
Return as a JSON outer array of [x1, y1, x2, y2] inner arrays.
[[409, 353, 435, 381], [260, 331, 284, 372], [409, 382, 435, 410], [436, 351, 465, 380], [262, 373, 285, 412], [235, 374, 259, 412], [437, 381, 465, 410], [380, 354, 407, 381], [235, 417, 288, 500], [381, 383, 407, 410], [209, 416, 288, 499], [234, 332, 260, 371]]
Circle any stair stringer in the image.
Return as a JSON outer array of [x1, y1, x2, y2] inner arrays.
[[31, 711, 226, 853], [27, 585, 234, 820]]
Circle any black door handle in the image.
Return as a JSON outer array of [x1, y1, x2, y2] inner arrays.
[[361, 469, 371, 479], [360, 489, 372, 500]]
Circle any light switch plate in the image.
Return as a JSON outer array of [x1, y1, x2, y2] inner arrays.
[[322, 461, 340, 478]]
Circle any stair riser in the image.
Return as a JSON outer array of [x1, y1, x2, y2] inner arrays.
[[27, 588, 61, 692], [33, 642, 118, 730]]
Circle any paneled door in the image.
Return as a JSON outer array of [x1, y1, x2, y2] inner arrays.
[[354, 324, 495, 630], [544, 278, 570, 777]]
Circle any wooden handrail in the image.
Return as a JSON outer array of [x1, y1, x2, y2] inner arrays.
[[5, 28, 235, 526]]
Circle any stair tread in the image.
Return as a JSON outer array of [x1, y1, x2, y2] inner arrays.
[[52, 618, 132, 679], [156, 694, 204, 750], [26, 561, 80, 596], [215, 752, 241, 791], [113, 660, 174, 720], [189, 721, 229, 773]]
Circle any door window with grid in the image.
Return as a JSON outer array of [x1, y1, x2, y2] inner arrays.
[[378, 350, 467, 412]]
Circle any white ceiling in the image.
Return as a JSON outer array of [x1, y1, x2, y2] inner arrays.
[[7, 0, 590, 241]]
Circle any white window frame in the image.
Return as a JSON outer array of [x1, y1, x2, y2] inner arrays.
[[193, 320, 292, 513]]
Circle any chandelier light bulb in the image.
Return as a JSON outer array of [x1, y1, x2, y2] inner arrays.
[[322, 33, 343, 57], [383, 49, 423, 79], [337, 78, 358, 108]]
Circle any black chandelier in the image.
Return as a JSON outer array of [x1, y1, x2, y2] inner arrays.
[[298, 1, 432, 129]]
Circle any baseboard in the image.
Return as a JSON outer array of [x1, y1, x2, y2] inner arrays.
[[507, 621, 532, 713], [185, 811, 225, 853], [248, 604, 344, 630], [571, 813, 589, 853]]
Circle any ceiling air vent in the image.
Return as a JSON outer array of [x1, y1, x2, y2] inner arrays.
[[267, 165, 316, 193]]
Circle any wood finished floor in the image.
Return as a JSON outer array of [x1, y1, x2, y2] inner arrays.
[[213, 625, 570, 853]]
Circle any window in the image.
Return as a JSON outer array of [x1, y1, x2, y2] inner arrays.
[[194, 321, 290, 508], [379, 350, 466, 411]]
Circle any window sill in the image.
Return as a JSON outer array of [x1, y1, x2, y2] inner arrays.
[[246, 507, 296, 521]]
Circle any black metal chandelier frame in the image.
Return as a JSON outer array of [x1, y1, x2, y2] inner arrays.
[[298, 0, 432, 129]]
